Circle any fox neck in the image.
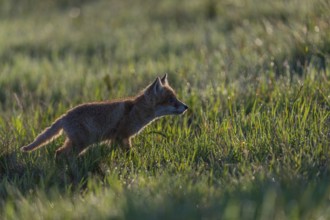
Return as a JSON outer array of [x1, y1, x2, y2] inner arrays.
[[122, 94, 158, 137], [133, 94, 158, 122]]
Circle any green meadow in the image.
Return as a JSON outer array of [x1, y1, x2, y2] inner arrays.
[[0, 0, 329, 219]]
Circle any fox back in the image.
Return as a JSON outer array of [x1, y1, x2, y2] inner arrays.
[[21, 74, 188, 158]]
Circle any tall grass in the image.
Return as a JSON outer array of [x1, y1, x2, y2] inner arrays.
[[0, 0, 329, 219]]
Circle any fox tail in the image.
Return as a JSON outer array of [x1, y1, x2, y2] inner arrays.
[[21, 118, 63, 152]]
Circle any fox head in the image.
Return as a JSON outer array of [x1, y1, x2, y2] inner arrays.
[[144, 74, 188, 117]]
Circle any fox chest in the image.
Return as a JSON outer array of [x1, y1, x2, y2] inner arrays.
[[117, 116, 156, 138]]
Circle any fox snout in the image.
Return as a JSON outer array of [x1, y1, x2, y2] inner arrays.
[[170, 98, 188, 114], [173, 99, 188, 114], [154, 98, 188, 117]]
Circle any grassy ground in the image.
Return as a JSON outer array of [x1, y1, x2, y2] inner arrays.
[[0, 0, 330, 219]]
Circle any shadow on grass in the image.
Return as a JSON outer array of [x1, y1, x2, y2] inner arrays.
[[0, 144, 119, 200]]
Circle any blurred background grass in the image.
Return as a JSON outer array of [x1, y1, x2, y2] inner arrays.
[[0, 0, 329, 110]]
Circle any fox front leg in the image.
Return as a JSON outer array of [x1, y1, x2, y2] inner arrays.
[[120, 138, 132, 151], [113, 137, 132, 151]]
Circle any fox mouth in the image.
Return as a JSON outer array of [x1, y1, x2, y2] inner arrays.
[[181, 109, 188, 114], [175, 107, 188, 114]]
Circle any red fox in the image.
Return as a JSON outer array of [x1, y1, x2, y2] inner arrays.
[[21, 74, 188, 158]]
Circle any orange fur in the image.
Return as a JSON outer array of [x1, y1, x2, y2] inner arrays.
[[21, 74, 188, 158]]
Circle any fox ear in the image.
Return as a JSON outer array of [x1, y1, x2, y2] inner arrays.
[[153, 77, 163, 94], [160, 73, 168, 85], [146, 77, 163, 95]]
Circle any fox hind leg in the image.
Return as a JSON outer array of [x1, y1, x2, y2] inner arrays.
[[55, 138, 75, 159], [55, 137, 90, 159]]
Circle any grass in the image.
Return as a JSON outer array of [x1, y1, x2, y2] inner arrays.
[[0, 0, 330, 219]]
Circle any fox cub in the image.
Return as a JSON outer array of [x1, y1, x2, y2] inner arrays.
[[21, 74, 188, 158]]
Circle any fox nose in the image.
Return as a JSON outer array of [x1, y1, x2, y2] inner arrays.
[[183, 104, 188, 110]]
